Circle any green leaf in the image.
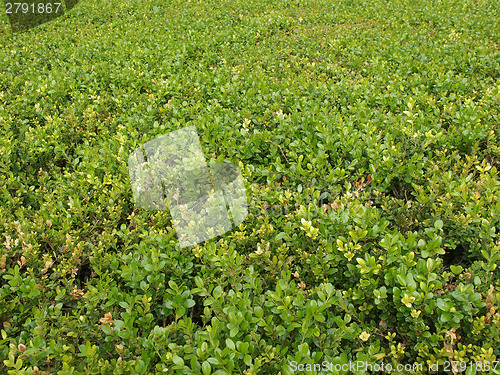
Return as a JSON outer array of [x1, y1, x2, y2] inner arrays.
[[421, 250, 431, 258], [212, 286, 223, 300], [172, 355, 184, 366], [434, 219, 443, 230], [207, 357, 220, 365], [230, 326, 239, 337], [202, 361, 211, 375], [324, 283, 334, 296], [313, 313, 325, 322], [450, 265, 463, 275], [275, 232, 287, 241], [244, 354, 252, 366], [436, 298, 447, 311], [298, 343, 309, 357], [226, 338, 235, 350], [194, 276, 204, 290], [406, 274, 417, 291], [396, 274, 406, 286], [469, 293, 481, 302], [204, 297, 215, 306], [254, 306, 264, 318], [440, 312, 452, 323], [15, 358, 22, 370]]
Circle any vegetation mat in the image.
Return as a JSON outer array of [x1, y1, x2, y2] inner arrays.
[[0, 0, 499, 373]]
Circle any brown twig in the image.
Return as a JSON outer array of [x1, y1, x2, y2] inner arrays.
[[267, 140, 289, 164]]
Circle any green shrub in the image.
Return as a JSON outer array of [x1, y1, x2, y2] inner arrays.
[[1, 0, 499, 373]]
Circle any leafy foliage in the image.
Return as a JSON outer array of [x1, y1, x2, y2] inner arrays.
[[1, 0, 500, 373]]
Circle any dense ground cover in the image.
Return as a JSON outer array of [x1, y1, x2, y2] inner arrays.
[[1, 0, 500, 373]]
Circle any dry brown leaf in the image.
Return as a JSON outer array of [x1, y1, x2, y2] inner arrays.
[[330, 200, 340, 210], [0, 254, 6, 271], [41, 255, 54, 274], [100, 312, 114, 325], [71, 286, 84, 300], [4, 236, 11, 250], [70, 267, 78, 278], [444, 343, 453, 354], [445, 328, 458, 346], [486, 284, 495, 310], [486, 306, 496, 324]]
